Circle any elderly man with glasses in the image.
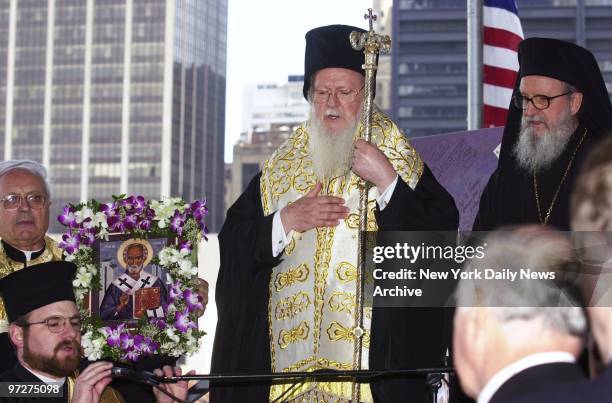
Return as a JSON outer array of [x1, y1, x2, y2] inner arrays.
[[473, 38, 612, 231], [0, 160, 62, 373], [211, 25, 458, 403]]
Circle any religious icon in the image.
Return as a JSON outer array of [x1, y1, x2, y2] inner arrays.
[[93, 236, 171, 326]]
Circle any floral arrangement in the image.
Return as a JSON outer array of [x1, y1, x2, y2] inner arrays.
[[57, 195, 208, 362]]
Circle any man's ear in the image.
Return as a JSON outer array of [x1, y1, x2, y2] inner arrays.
[[8, 324, 25, 349], [569, 91, 583, 116]]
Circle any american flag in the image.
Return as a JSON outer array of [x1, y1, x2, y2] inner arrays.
[[483, 0, 524, 127]]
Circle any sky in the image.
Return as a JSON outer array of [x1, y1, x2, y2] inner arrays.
[[224, 0, 374, 162]]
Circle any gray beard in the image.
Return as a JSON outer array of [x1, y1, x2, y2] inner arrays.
[[513, 112, 577, 173], [307, 108, 360, 180]]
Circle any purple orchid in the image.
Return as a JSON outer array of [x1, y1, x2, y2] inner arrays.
[[79, 228, 96, 247], [170, 210, 185, 236], [122, 214, 138, 230], [168, 281, 183, 302], [58, 232, 80, 254], [120, 332, 134, 350], [174, 308, 197, 333], [58, 206, 78, 228], [138, 216, 152, 231], [109, 217, 126, 233], [150, 318, 167, 330], [134, 335, 158, 355], [80, 217, 95, 230], [183, 289, 203, 312], [190, 200, 209, 221], [132, 196, 147, 212], [102, 323, 125, 348], [122, 349, 140, 362], [178, 239, 192, 254], [100, 202, 119, 217]]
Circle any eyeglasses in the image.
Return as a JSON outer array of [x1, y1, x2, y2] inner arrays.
[[312, 86, 364, 104], [23, 315, 81, 334], [0, 192, 47, 210], [512, 92, 572, 111]]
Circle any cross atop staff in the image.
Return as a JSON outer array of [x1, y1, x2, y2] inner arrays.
[[365, 8, 377, 31]]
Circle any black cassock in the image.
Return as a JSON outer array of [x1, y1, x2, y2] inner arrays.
[[0, 362, 69, 403], [210, 165, 459, 403]]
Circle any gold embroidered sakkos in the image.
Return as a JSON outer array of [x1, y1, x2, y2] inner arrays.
[[261, 111, 423, 402]]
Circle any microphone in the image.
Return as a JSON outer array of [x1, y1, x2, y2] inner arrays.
[[110, 367, 189, 403], [110, 367, 161, 385]]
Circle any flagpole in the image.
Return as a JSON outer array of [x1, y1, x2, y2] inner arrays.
[[467, 0, 483, 130]]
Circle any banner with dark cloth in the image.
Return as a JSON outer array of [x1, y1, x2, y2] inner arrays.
[[411, 127, 503, 230]]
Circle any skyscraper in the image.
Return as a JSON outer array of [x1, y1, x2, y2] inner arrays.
[[392, 0, 612, 137], [228, 75, 309, 206], [0, 0, 227, 232]]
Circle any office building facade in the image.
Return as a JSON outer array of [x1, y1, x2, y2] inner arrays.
[[0, 0, 227, 232]]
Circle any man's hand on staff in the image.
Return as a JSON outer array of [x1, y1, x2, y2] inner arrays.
[[352, 139, 397, 191], [280, 183, 349, 233]]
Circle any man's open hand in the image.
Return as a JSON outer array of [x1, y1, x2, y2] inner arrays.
[[280, 183, 349, 233]]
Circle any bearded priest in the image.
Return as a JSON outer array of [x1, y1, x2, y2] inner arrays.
[[211, 24, 459, 403]]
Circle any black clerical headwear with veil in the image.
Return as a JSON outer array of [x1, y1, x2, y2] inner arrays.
[[497, 37, 612, 167], [0, 261, 77, 322], [473, 38, 612, 231]]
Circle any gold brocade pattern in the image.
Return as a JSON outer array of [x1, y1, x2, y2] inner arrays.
[[313, 225, 335, 356], [328, 292, 356, 315], [262, 111, 422, 403], [279, 321, 310, 349], [326, 321, 371, 347], [275, 264, 309, 291], [335, 262, 357, 283], [345, 199, 378, 231], [285, 238, 296, 255], [0, 236, 63, 331], [275, 291, 311, 320]]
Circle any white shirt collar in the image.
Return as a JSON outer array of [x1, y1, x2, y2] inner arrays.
[[17, 246, 44, 261], [22, 363, 66, 386], [477, 351, 575, 403]]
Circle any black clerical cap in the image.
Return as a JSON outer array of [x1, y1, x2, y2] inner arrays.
[[517, 37, 612, 137], [0, 261, 77, 322], [303, 24, 367, 99]]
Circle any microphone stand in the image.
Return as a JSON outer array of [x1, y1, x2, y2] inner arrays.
[[159, 366, 454, 383], [114, 366, 454, 403]]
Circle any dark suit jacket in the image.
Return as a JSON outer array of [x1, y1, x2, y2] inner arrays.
[[503, 365, 612, 403], [487, 362, 585, 403]]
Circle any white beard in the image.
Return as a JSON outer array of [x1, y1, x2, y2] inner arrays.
[[513, 109, 577, 173], [307, 107, 360, 180]]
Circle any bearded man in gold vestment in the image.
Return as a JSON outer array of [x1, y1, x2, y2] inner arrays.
[[211, 25, 459, 403]]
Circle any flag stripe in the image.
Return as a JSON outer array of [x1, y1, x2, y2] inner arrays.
[[483, 26, 523, 51], [484, 104, 510, 128], [483, 6, 524, 38], [484, 0, 518, 14], [483, 45, 519, 71], [483, 65, 518, 88], [483, 84, 514, 109], [483, 0, 523, 128]]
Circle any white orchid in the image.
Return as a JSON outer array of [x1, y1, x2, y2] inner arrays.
[[81, 331, 106, 361]]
